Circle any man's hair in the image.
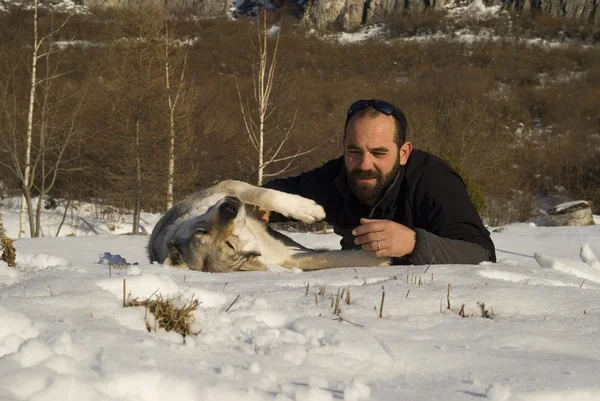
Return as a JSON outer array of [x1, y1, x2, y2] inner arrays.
[[344, 105, 408, 146]]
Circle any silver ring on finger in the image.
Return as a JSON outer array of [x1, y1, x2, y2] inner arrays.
[[377, 240, 381, 251]]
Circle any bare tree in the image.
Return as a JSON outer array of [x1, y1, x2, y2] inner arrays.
[[19, 0, 41, 238], [0, 4, 71, 237], [162, 1, 192, 210], [104, 0, 166, 233], [235, 10, 318, 186], [30, 32, 91, 237]]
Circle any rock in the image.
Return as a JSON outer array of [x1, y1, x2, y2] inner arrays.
[[304, 0, 445, 32], [537, 200, 595, 227], [33, 0, 597, 28], [502, 0, 599, 24]]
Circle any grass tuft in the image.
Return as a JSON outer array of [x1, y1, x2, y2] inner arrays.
[[0, 211, 16, 268], [125, 292, 201, 338]]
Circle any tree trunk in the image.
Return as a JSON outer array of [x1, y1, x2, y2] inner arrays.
[[164, 7, 175, 210], [24, 189, 35, 237], [35, 192, 44, 237], [20, 0, 39, 238], [133, 119, 142, 234]]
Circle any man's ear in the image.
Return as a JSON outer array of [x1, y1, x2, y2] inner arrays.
[[238, 257, 269, 272], [399, 141, 413, 165]]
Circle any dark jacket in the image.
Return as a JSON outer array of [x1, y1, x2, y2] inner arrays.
[[264, 149, 496, 265]]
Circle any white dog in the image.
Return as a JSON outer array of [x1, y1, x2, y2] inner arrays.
[[148, 180, 390, 272]]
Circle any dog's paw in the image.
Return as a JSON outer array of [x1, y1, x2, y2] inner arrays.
[[279, 195, 326, 223]]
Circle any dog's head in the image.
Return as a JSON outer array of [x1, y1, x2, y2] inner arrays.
[[164, 196, 268, 272]]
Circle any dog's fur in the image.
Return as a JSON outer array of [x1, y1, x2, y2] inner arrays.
[[148, 180, 390, 272]]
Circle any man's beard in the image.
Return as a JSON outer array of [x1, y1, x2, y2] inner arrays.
[[345, 161, 401, 205]]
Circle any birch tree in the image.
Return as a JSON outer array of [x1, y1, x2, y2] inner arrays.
[[0, 3, 70, 237], [236, 10, 318, 186], [30, 35, 91, 237], [162, 1, 192, 210]]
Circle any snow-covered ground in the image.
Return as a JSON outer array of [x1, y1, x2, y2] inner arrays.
[[0, 0, 88, 14], [1, 199, 600, 400]]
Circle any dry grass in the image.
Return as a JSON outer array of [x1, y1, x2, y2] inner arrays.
[[1, 235, 16, 268], [0, 211, 16, 268], [125, 292, 201, 338], [1, 9, 599, 222]]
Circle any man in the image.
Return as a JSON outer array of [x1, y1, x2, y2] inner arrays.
[[264, 99, 496, 265]]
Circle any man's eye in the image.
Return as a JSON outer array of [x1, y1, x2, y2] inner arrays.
[[373, 152, 387, 157]]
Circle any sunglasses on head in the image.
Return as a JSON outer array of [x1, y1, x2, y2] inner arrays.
[[345, 99, 408, 142], [346, 99, 406, 124]]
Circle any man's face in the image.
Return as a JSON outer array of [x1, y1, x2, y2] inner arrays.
[[343, 113, 411, 205]]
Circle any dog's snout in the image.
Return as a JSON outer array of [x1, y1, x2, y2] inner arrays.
[[219, 200, 240, 220]]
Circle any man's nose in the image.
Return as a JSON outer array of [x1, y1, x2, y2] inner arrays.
[[357, 152, 374, 170]]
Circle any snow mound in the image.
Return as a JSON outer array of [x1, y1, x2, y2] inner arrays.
[[96, 274, 179, 300], [580, 242, 600, 270], [16, 253, 69, 269], [534, 243, 600, 283], [0, 260, 19, 286], [0, 306, 40, 358]]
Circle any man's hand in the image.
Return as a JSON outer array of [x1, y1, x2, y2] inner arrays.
[[352, 218, 416, 258]]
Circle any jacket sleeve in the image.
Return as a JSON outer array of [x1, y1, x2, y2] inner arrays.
[[404, 228, 493, 265], [262, 158, 342, 223], [410, 167, 496, 264]]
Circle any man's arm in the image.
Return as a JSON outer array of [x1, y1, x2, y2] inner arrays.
[[352, 219, 493, 265], [262, 158, 342, 223], [353, 168, 495, 265], [413, 167, 496, 264], [405, 228, 492, 265]]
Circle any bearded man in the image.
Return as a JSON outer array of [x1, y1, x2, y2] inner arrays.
[[263, 99, 495, 265]]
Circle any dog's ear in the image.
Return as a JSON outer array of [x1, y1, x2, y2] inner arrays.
[[238, 257, 268, 272], [245, 205, 270, 223]]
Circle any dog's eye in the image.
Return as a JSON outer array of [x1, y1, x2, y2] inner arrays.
[[195, 228, 206, 235], [225, 241, 235, 251]]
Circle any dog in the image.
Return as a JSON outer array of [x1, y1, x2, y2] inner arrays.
[[148, 180, 390, 272]]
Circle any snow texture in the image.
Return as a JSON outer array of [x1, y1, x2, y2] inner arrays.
[[1, 199, 600, 400]]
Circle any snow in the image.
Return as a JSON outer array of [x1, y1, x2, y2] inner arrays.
[[332, 24, 388, 44], [325, 24, 588, 48], [0, 0, 88, 14], [446, 0, 502, 19], [1, 199, 600, 400], [551, 200, 590, 213]]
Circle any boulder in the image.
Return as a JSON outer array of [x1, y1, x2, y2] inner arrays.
[[537, 200, 595, 227]]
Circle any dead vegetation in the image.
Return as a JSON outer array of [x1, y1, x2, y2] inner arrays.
[[445, 282, 495, 319], [0, 10, 598, 224], [0, 211, 16, 267], [123, 282, 201, 339]]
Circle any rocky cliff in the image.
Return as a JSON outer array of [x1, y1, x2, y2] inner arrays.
[[502, 0, 599, 25], [302, 0, 446, 31], [4, 0, 597, 28], [296, 0, 598, 30]]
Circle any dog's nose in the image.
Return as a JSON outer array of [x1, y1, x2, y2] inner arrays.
[[219, 200, 240, 220]]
